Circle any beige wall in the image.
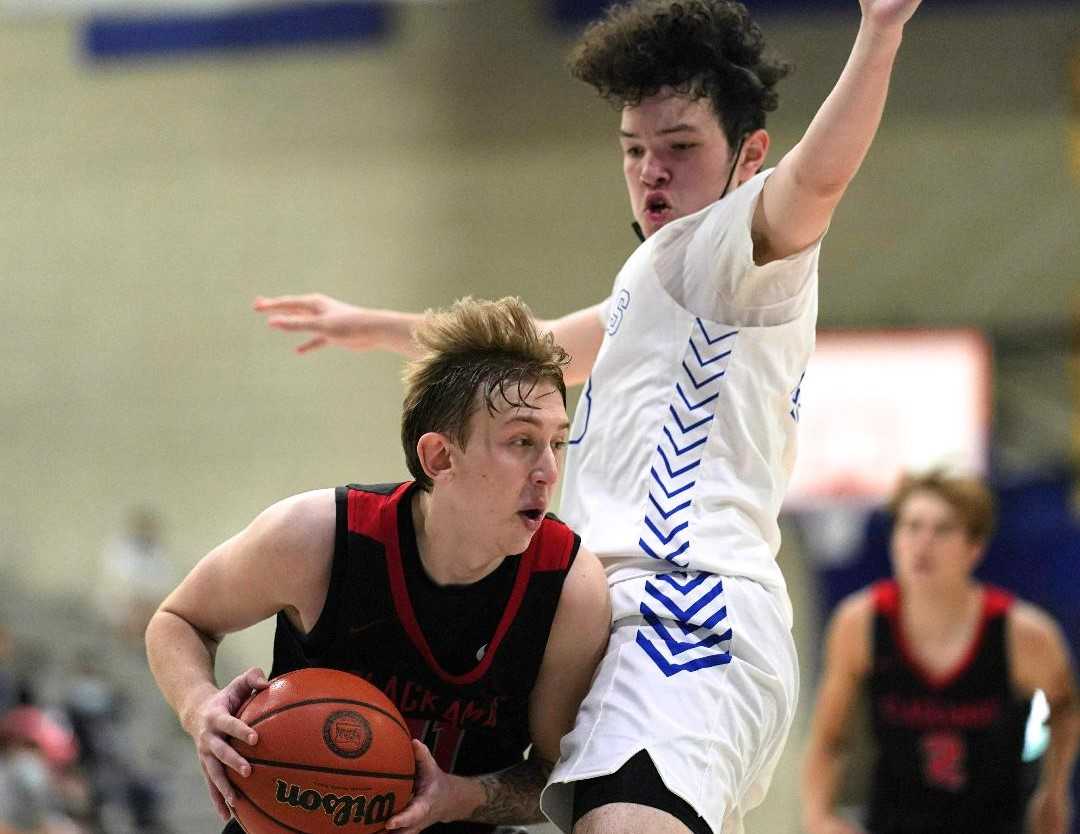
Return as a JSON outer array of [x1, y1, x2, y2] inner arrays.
[[1, 2, 1077, 830]]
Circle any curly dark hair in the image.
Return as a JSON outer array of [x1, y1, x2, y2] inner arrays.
[[569, 0, 793, 147]]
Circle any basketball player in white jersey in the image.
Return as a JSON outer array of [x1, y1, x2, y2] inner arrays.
[[253, 1, 925, 831]]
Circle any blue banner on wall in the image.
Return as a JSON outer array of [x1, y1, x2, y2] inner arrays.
[[84, 2, 391, 62]]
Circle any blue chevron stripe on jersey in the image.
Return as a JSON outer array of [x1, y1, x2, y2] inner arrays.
[[790, 371, 805, 423], [696, 320, 739, 345], [635, 572, 733, 677], [636, 635, 733, 676], [644, 581, 726, 624], [637, 538, 691, 563], [650, 467, 696, 499], [639, 607, 731, 655], [637, 323, 738, 567], [648, 493, 692, 520], [667, 406, 714, 434], [643, 516, 690, 546], [681, 361, 727, 389], [689, 338, 733, 367], [657, 446, 701, 479], [656, 571, 709, 593], [676, 382, 719, 411], [663, 425, 708, 456]]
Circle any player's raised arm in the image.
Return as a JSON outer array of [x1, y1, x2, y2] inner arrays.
[[536, 304, 606, 387], [1009, 603, 1080, 834], [801, 591, 874, 834], [144, 488, 336, 820], [754, 0, 923, 264], [254, 292, 606, 385], [253, 293, 425, 356]]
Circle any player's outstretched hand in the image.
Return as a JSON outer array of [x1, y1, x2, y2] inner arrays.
[[858, 0, 922, 30], [386, 740, 452, 833], [253, 293, 379, 354], [184, 667, 269, 822]]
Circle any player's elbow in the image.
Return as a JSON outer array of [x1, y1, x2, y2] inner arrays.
[[787, 142, 855, 198], [807, 726, 850, 763], [144, 604, 173, 649], [799, 170, 849, 202], [147, 605, 222, 655]]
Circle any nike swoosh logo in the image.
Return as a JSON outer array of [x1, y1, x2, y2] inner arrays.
[[349, 619, 387, 636]]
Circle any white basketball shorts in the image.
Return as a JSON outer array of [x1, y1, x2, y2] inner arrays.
[[540, 571, 799, 834]]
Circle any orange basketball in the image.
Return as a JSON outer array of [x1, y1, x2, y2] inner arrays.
[[227, 667, 415, 834]]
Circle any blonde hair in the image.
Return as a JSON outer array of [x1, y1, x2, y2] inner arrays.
[[401, 297, 569, 489], [889, 469, 996, 543]]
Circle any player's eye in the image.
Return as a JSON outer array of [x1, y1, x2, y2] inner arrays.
[[623, 146, 644, 159]]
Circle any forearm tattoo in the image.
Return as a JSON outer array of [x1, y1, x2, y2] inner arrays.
[[469, 755, 554, 825]]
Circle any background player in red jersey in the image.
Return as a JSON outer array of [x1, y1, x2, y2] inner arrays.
[[144, 297, 611, 834], [800, 470, 1080, 834]]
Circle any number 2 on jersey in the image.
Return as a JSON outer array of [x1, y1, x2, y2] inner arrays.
[[920, 731, 967, 791]]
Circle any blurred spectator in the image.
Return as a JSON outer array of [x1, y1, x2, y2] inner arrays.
[[95, 507, 174, 646], [0, 626, 44, 714], [0, 705, 84, 834], [63, 656, 170, 834], [0, 624, 17, 713]]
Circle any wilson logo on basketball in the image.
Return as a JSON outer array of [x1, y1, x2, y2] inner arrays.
[[322, 710, 373, 758], [273, 780, 396, 827]]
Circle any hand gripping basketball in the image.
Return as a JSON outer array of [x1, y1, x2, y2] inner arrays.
[[187, 667, 270, 823], [226, 667, 416, 834]]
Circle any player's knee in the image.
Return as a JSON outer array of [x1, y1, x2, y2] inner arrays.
[[570, 751, 712, 834], [573, 802, 696, 834]]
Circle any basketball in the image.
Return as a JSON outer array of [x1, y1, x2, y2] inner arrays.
[[227, 667, 415, 834]]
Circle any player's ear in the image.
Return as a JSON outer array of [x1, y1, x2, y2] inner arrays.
[[416, 432, 454, 484], [966, 538, 987, 572], [738, 129, 769, 181]]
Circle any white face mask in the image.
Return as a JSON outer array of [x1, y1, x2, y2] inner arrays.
[[13, 748, 51, 788], [1, 749, 52, 827]]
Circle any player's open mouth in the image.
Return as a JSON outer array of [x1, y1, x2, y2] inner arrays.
[[644, 194, 672, 224], [518, 507, 544, 533], [518, 508, 544, 530]]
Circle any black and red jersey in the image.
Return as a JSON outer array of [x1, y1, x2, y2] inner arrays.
[[267, 481, 580, 834], [866, 580, 1030, 834]]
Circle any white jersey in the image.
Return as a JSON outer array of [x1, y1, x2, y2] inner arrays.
[[560, 170, 820, 620]]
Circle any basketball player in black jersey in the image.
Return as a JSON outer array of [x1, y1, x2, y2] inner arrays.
[[800, 471, 1080, 834], [145, 297, 611, 834]]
